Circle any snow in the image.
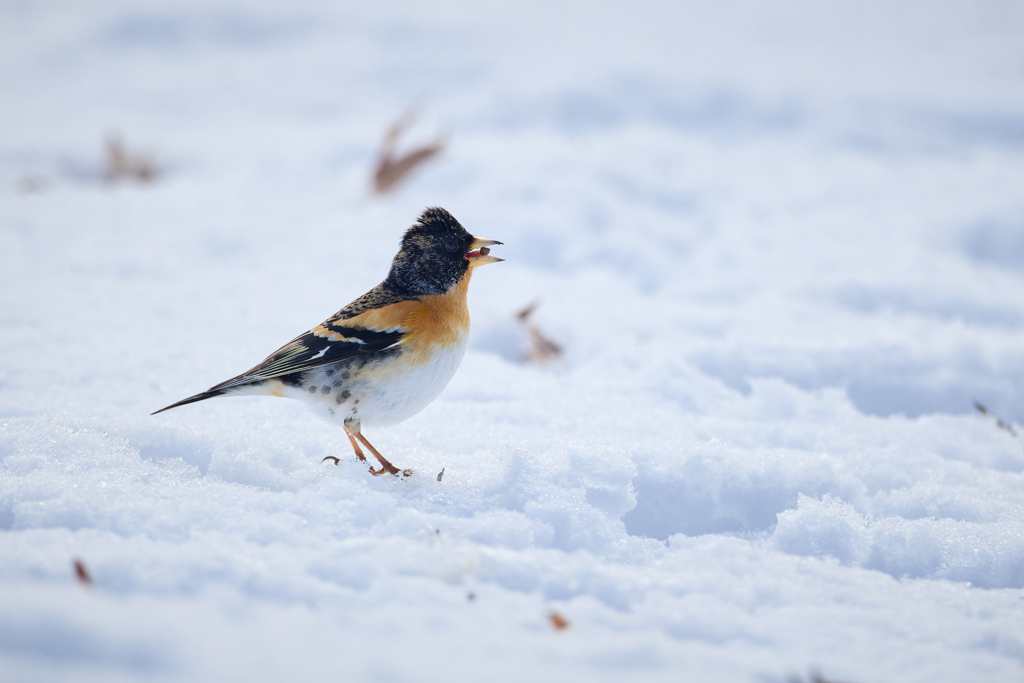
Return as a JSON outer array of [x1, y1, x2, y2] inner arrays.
[[3, 0, 1024, 681]]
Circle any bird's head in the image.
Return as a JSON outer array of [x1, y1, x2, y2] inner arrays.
[[386, 207, 503, 296]]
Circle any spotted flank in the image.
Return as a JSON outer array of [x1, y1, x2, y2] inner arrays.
[[152, 207, 503, 477]]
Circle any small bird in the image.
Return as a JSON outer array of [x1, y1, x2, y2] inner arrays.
[[153, 207, 502, 476]]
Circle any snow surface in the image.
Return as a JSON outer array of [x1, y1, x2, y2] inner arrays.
[[3, 0, 1024, 681]]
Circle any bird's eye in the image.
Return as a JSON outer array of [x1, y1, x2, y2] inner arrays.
[[444, 240, 459, 252]]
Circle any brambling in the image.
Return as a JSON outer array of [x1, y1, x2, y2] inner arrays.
[[153, 207, 503, 476]]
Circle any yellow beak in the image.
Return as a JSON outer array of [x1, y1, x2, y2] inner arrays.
[[466, 236, 504, 267]]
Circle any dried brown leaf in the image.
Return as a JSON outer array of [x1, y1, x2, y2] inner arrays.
[[73, 558, 93, 586], [548, 611, 570, 630], [372, 112, 445, 195], [973, 400, 1018, 438], [515, 300, 540, 322], [104, 134, 158, 183], [526, 327, 564, 364], [515, 300, 564, 364]]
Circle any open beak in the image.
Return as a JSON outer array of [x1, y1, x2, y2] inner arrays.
[[465, 236, 504, 267]]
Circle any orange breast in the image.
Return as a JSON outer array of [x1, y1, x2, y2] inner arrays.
[[400, 270, 472, 363]]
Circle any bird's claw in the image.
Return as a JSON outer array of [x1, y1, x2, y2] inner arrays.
[[367, 464, 411, 477]]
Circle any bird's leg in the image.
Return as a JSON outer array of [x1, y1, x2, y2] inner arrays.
[[323, 430, 364, 466], [343, 423, 388, 476], [344, 429, 368, 463], [354, 432, 411, 477]]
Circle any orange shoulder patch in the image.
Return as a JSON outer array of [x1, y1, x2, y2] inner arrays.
[[312, 300, 422, 340], [344, 299, 421, 331]]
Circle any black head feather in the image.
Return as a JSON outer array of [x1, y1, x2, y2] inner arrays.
[[385, 207, 473, 296]]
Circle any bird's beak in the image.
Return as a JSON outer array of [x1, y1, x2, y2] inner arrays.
[[466, 237, 504, 267]]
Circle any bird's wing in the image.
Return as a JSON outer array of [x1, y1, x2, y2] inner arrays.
[[210, 297, 421, 391]]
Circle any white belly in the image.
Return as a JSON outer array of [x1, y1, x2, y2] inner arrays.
[[226, 338, 468, 430], [271, 339, 468, 430], [348, 342, 468, 427]]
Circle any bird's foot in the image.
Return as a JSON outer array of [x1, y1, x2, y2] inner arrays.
[[353, 432, 411, 477], [366, 464, 413, 477], [368, 462, 398, 476], [323, 453, 406, 476]]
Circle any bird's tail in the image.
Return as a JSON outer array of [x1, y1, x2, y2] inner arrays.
[[151, 389, 226, 415]]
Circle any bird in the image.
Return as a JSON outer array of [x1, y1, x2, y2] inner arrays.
[[153, 207, 503, 476]]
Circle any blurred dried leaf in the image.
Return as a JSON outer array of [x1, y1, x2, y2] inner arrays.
[[515, 300, 539, 323], [105, 134, 158, 183], [788, 670, 853, 683], [516, 300, 564, 364], [73, 558, 93, 586], [973, 400, 1018, 438], [16, 175, 49, 194], [372, 110, 445, 195], [548, 611, 570, 630]]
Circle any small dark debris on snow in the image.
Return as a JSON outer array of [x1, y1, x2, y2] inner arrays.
[[73, 558, 93, 587], [437, 467, 445, 482], [548, 611, 570, 630], [973, 400, 1018, 438], [104, 134, 159, 184], [466, 591, 476, 602], [16, 175, 50, 194], [321, 455, 340, 466], [788, 670, 854, 683]]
